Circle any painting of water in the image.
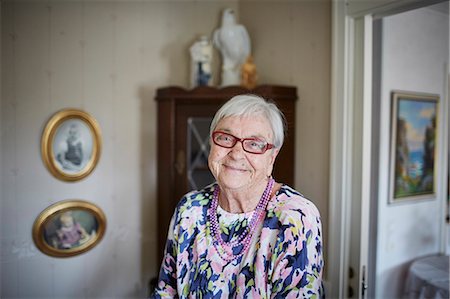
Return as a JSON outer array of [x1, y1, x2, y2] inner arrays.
[[390, 91, 439, 202]]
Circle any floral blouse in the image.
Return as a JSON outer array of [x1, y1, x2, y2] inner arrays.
[[153, 184, 324, 298]]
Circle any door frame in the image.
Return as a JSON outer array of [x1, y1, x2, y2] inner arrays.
[[328, 0, 448, 298], [328, 4, 373, 297]]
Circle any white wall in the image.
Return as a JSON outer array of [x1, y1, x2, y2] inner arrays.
[[375, 5, 449, 298], [1, 1, 331, 297]]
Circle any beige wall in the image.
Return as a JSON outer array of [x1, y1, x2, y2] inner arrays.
[[240, 0, 331, 256], [1, 1, 330, 297]]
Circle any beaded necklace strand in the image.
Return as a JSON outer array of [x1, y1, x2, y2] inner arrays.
[[209, 178, 274, 262]]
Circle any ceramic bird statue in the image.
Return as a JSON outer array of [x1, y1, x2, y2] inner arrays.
[[213, 8, 251, 86]]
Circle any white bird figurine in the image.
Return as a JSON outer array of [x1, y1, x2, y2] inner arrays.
[[213, 8, 251, 86]]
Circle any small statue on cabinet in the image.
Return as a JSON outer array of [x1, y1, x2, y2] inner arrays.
[[213, 8, 251, 86], [189, 35, 213, 88], [241, 55, 257, 89]]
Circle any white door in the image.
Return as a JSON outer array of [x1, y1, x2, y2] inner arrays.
[[341, 15, 374, 299], [348, 15, 374, 299], [328, 7, 374, 298]]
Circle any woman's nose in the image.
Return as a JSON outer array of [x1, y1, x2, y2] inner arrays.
[[228, 141, 246, 158]]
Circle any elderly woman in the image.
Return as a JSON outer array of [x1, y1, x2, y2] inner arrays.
[[153, 94, 324, 298]]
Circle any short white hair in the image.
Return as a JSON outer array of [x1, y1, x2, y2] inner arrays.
[[209, 94, 286, 148]]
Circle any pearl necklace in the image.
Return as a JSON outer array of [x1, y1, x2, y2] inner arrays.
[[209, 178, 275, 262]]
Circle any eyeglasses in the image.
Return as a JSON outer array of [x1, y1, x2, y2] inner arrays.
[[211, 131, 274, 154]]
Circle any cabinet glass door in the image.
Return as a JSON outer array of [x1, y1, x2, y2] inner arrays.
[[187, 117, 215, 190]]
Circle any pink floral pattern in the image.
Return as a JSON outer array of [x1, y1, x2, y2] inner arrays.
[[153, 184, 324, 298]]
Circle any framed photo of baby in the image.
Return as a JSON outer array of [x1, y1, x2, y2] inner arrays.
[[33, 200, 106, 257], [389, 91, 439, 203], [41, 109, 102, 182]]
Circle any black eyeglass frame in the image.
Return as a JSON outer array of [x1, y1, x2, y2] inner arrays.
[[211, 130, 275, 154]]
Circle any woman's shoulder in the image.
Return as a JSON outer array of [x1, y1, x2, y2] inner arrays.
[[175, 183, 215, 212], [268, 184, 321, 221]]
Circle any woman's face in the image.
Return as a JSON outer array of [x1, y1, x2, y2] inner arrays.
[[208, 115, 279, 192]]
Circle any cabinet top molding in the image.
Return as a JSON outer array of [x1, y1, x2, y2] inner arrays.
[[155, 85, 298, 101]]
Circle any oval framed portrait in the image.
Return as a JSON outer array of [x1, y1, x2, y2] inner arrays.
[[33, 200, 107, 257], [41, 109, 102, 182]]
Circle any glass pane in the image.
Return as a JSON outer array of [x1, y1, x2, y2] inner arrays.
[[187, 117, 215, 190]]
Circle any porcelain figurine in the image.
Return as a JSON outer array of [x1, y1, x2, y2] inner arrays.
[[190, 35, 213, 88], [213, 8, 251, 86]]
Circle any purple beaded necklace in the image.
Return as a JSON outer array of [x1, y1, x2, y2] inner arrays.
[[209, 178, 275, 262]]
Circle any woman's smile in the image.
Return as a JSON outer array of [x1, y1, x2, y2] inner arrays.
[[223, 163, 248, 172]]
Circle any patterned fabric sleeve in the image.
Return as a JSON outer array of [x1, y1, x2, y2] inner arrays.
[[153, 208, 180, 298], [269, 202, 324, 299]]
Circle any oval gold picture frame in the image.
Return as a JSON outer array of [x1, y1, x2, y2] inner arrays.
[[33, 200, 107, 258], [41, 109, 102, 182]]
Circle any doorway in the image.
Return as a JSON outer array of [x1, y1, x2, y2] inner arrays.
[[328, 1, 449, 298]]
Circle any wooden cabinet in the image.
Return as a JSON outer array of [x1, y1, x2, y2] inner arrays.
[[155, 85, 297, 260]]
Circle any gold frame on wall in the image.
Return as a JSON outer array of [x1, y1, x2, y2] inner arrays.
[[41, 109, 102, 182], [33, 200, 107, 258], [389, 90, 439, 203]]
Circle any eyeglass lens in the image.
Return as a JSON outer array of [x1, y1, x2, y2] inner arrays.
[[212, 131, 270, 154]]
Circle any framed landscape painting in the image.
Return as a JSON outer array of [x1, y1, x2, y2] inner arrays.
[[389, 91, 439, 203]]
